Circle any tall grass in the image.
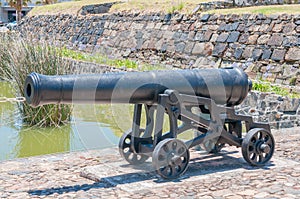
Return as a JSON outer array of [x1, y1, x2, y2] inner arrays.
[[0, 33, 72, 127]]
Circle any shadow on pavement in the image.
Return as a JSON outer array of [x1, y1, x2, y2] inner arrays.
[[28, 149, 274, 196]]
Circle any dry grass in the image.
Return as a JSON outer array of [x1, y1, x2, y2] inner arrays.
[[206, 4, 300, 15], [28, 0, 210, 16], [29, 0, 300, 16]]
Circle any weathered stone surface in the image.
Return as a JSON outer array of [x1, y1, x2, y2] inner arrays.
[[285, 47, 300, 61], [225, 22, 239, 31], [18, 12, 300, 77], [238, 33, 249, 43], [216, 33, 229, 42], [282, 23, 296, 34], [283, 36, 298, 47], [259, 24, 269, 32], [234, 48, 243, 59], [271, 49, 286, 61], [194, 32, 203, 41], [257, 36, 269, 46], [201, 30, 213, 42], [175, 42, 185, 53], [268, 34, 283, 46], [252, 48, 263, 61], [184, 41, 195, 54], [262, 49, 272, 60], [227, 31, 240, 43], [192, 42, 213, 56], [212, 43, 227, 57], [201, 14, 210, 22], [272, 23, 283, 32], [242, 46, 254, 59], [210, 33, 218, 42], [247, 34, 259, 45]]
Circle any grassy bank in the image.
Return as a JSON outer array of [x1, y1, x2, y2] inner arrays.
[[29, 0, 300, 16], [0, 34, 72, 127]]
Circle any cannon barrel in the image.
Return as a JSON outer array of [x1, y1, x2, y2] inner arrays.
[[24, 67, 252, 108]]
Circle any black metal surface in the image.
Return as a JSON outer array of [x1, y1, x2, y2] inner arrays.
[[24, 67, 251, 107], [118, 130, 149, 165], [241, 128, 275, 166], [152, 138, 190, 179]]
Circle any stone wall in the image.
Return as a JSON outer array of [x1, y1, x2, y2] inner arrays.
[[237, 91, 300, 129], [19, 12, 300, 84]]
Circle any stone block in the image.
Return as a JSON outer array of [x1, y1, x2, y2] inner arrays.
[[227, 31, 240, 43], [212, 43, 227, 57], [238, 33, 249, 43], [225, 22, 239, 31], [271, 49, 286, 61], [242, 46, 254, 59], [180, 33, 188, 41], [252, 49, 263, 61], [194, 32, 203, 41], [282, 36, 298, 47], [210, 34, 218, 42], [163, 30, 174, 39], [259, 24, 269, 32], [234, 48, 243, 60], [201, 14, 210, 22], [192, 42, 213, 56], [175, 42, 186, 53], [237, 24, 246, 32], [200, 30, 213, 42], [267, 34, 283, 46], [282, 23, 296, 34], [257, 35, 270, 45], [272, 23, 283, 32], [216, 33, 229, 42], [247, 35, 259, 45], [172, 32, 181, 41], [285, 47, 300, 61], [218, 22, 227, 31], [184, 42, 195, 54]]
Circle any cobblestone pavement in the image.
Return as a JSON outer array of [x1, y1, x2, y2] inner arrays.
[[0, 128, 300, 198]]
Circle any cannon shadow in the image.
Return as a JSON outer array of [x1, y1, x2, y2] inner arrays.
[[28, 149, 274, 196]]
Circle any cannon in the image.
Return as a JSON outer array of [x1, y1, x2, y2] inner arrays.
[[24, 67, 275, 179]]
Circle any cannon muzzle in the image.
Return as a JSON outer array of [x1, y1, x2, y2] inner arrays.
[[24, 67, 251, 108]]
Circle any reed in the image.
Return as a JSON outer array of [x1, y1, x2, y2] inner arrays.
[[0, 33, 72, 127]]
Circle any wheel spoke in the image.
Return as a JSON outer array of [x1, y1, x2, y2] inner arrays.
[[172, 141, 177, 150], [123, 151, 131, 159], [258, 154, 264, 162], [131, 154, 138, 162]]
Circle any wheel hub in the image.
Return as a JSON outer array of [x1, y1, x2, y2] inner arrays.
[[259, 143, 271, 153], [168, 153, 181, 165]]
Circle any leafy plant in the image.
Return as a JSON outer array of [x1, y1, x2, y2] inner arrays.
[[252, 81, 300, 98]]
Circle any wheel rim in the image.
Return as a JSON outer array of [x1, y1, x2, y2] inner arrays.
[[242, 128, 275, 166], [153, 138, 190, 179], [119, 130, 149, 164]]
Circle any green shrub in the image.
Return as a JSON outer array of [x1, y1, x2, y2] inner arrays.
[[252, 81, 300, 98]]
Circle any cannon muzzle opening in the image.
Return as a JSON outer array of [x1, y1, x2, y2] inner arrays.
[[25, 72, 42, 108]]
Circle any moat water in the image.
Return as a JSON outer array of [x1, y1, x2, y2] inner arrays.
[[0, 81, 126, 161], [0, 81, 194, 161]]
